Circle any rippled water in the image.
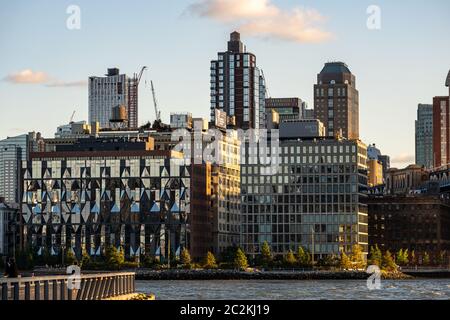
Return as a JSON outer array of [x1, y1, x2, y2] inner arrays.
[[136, 279, 450, 300]]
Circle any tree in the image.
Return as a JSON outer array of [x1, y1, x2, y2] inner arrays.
[[368, 245, 382, 267], [297, 246, 311, 267], [81, 250, 91, 268], [203, 251, 218, 269], [410, 250, 416, 266], [423, 252, 430, 266], [180, 248, 191, 267], [284, 250, 297, 267], [105, 245, 124, 269], [65, 249, 77, 266], [381, 250, 397, 272], [350, 244, 366, 270], [396, 249, 409, 266], [339, 251, 351, 270], [234, 248, 248, 271], [260, 241, 272, 267], [437, 251, 446, 266]]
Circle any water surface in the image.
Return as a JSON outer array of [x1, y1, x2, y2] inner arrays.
[[136, 279, 450, 300]]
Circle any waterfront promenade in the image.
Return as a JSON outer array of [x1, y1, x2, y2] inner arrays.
[[0, 272, 135, 300]]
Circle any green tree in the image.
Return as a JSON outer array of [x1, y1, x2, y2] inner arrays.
[[410, 250, 416, 266], [105, 245, 125, 270], [65, 249, 77, 266], [437, 251, 446, 266], [368, 245, 382, 267], [234, 248, 248, 271], [203, 251, 218, 269], [350, 244, 366, 269], [260, 241, 272, 267], [396, 249, 409, 266], [284, 250, 297, 267], [297, 246, 311, 267], [339, 251, 351, 270], [180, 248, 191, 267], [81, 250, 91, 268], [381, 250, 397, 271], [423, 252, 430, 266]]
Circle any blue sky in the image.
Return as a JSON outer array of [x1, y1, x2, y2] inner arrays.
[[1, 0, 449, 168]]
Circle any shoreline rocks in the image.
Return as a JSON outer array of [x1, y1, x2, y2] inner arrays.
[[133, 269, 413, 281]]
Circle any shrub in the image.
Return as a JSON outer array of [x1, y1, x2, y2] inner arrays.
[[203, 251, 218, 269], [180, 248, 192, 267], [260, 241, 272, 267], [234, 248, 248, 271], [381, 250, 397, 271], [283, 250, 297, 267], [121, 261, 139, 269]]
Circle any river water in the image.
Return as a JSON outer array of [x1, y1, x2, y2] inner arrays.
[[136, 279, 450, 300]]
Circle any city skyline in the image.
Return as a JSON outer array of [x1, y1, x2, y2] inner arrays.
[[1, 0, 450, 169]]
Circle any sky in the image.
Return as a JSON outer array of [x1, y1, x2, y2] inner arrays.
[[1, 0, 449, 168]]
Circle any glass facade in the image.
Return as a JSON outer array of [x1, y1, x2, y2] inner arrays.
[[240, 139, 368, 259]]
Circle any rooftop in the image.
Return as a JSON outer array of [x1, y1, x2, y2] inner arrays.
[[320, 62, 351, 74]]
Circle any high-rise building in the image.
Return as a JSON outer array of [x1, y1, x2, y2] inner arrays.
[[88, 68, 140, 129], [433, 72, 450, 168], [367, 159, 383, 187], [0, 198, 17, 256], [20, 137, 214, 261], [415, 104, 434, 169], [265, 98, 305, 122], [433, 96, 450, 168], [150, 117, 241, 257], [0, 134, 40, 205], [210, 32, 266, 129], [241, 135, 369, 260], [366, 144, 390, 183], [314, 62, 359, 139]]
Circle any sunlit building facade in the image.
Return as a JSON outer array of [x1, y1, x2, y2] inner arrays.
[[241, 138, 368, 260]]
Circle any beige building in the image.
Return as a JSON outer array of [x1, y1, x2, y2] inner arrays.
[[367, 159, 383, 187], [385, 165, 429, 195]]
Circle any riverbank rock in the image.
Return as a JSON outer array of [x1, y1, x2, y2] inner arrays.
[[133, 269, 383, 281]]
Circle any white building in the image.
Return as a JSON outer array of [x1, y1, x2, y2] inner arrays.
[[88, 68, 138, 129]]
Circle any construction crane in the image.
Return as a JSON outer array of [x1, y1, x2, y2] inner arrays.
[[135, 66, 148, 85], [69, 110, 76, 123], [151, 80, 161, 121]]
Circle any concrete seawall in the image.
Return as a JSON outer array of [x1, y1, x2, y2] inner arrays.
[[134, 269, 411, 280]]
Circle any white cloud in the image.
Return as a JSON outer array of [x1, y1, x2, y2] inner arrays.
[[390, 153, 415, 168], [4, 69, 49, 84], [187, 0, 332, 43], [3, 69, 86, 88]]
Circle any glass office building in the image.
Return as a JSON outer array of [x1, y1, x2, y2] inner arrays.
[[241, 137, 368, 260]]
